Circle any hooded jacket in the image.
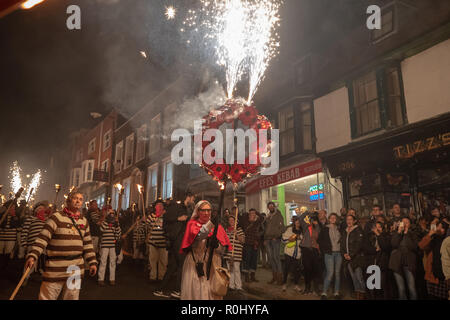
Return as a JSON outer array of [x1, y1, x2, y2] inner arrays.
[[341, 225, 365, 269], [263, 209, 285, 240], [389, 230, 418, 275]]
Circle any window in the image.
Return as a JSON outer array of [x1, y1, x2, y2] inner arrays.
[[103, 130, 112, 151], [88, 138, 96, 154], [136, 124, 147, 162], [163, 104, 177, 147], [352, 71, 381, 136], [146, 164, 158, 206], [81, 159, 95, 183], [162, 160, 173, 199], [71, 168, 81, 187], [149, 114, 161, 155], [123, 177, 131, 210], [101, 159, 109, 172], [114, 141, 124, 173], [299, 102, 313, 151], [278, 106, 295, 156], [371, 5, 396, 43], [124, 134, 134, 169], [350, 66, 406, 138]]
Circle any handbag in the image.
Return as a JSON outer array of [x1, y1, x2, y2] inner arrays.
[[210, 266, 231, 297]]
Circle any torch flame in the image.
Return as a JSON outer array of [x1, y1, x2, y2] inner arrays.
[[21, 0, 45, 9], [69, 186, 75, 193], [114, 183, 123, 191], [137, 184, 143, 194], [218, 182, 225, 190]]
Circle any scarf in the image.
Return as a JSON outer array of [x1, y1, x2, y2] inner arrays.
[[63, 207, 80, 220]]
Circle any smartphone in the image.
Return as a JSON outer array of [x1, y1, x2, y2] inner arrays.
[[431, 224, 436, 231], [399, 222, 404, 229]]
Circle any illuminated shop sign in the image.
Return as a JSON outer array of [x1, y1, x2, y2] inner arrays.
[[309, 184, 324, 201]]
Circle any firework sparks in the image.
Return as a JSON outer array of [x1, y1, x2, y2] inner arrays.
[[9, 161, 22, 194], [25, 170, 42, 200], [165, 6, 176, 20], [184, 0, 282, 102], [140, 51, 147, 58]]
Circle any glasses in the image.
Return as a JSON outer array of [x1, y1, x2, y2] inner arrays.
[[198, 209, 212, 213]]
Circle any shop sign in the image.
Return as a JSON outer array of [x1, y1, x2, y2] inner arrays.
[[245, 159, 322, 194], [93, 170, 109, 182], [393, 132, 450, 160], [309, 184, 324, 201]]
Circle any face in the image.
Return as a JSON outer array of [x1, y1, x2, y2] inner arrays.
[[340, 208, 347, 215], [329, 215, 337, 224], [228, 216, 235, 227], [402, 218, 410, 229], [89, 201, 98, 210], [348, 209, 356, 216], [318, 210, 326, 220], [375, 223, 383, 233], [346, 215, 355, 227], [155, 203, 165, 214], [249, 211, 256, 221], [268, 203, 275, 212], [186, 196, 195, 205], [198, 203, 212, 222], [431, 208, 440, 218], [392, 204, 401, 215], [372, 206, 381, 216], [436, 223, 445, 235], [294, 219, 301, 229], [69, 193, 83, 211]]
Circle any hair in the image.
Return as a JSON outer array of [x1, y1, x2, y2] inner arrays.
[[184, 192, 194, 199], [392, 203, 400, 208], [66, 191, 83, 205], [346, 214, 357, 221], [439, 219, 449, 234], [267, 201, 275, 208], [328, 213, 338, 220], [248, 208, 257, 214], [373, 204, 382, 210]]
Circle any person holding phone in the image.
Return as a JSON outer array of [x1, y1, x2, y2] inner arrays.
[[389, 217, 418, 300]]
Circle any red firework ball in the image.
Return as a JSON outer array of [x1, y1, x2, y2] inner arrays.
[[230, 163, 247, 184], [239, 106, 258, 126], [210, 162, 229, 181], [251, 115, 272, 130]]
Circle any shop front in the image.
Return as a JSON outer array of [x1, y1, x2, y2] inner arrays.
[[245, 158, 343, 224], [322, 114, 450, 218]]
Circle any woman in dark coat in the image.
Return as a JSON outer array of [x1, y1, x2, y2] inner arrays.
[[341, 214, 366, 300], [389, 217, 418, 300], [363, 221, 391, 299]]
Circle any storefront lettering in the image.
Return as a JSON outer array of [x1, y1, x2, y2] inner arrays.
[[393, 132, 450, 160]]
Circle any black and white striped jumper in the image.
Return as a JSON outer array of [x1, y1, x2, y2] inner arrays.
[[145, 214, 166, 248], [26, 217, 46, 248], [0, 215, 18, 242], [225, 227, 245, 262], [133, 221, 146, 245], [99, 221, 121, 249], [20, 215, 34, 247]]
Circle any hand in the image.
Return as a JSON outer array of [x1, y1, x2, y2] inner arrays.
[[177, 215, 188, 222], [89, 265, 97, 276], [428, 228, 436, 236], [344, 254, 351, 261], [376, 247, 381, 252], [25, 257, 35, 270]]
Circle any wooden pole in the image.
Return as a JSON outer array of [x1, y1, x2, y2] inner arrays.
[[0, 187, 24, 225], [9, 266, 32, 300]]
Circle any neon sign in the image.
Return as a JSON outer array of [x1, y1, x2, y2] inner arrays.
[[309, 184, 324, 201]]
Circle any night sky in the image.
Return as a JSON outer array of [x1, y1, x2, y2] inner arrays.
[[0, 0, 369, 194]]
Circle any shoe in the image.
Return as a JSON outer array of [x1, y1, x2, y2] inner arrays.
[[282, 284, 287, 291], [334, 293, 341, 300], [294, 285, 301, 292], [267, 271, 276, 284], [301, 289, 311, 295], [170, 291, 181, 299], [276, 272, 283, 285], [321, 293, 327, 300], [153, 290, 170, 298], [110, 280, 116, 286], [98, 280, 105, 286]]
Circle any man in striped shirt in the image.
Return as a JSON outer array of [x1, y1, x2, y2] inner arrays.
[[0, 200, 20, 271], [98, 208, 121, 286], [225, 215, 245, 291], [86, 200, 102, 255], [22, 201, 51, 286], [24, 191, 98, 300], [146, 200, 168, 281]]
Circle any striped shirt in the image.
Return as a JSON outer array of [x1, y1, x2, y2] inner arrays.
[[0, 215, 18, 241], [26, 217, 46, 248], [20, 215, 33, 247], [225, 227, 245, 262], [99, 221, 121, 248], [133, 221, 146, 244], [26, 211, 98, 282], [145, 214, 166, 248]]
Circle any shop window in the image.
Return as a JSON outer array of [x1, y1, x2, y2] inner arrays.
[[149, 114, 161, 155], [349, 66, 406, 138], [278, 106, 295, 156], [349, 174, 382, 198], [349, 193, 384, 217]]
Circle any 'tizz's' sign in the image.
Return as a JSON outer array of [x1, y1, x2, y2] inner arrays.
[[393, 132, 450, 160]]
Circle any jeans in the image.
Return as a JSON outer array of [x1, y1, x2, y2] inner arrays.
[[242, 244, 258, 273], [347, 264, 365, 293], [282, 254, 301, 284], [323, 252, 342, 294], [393, 267, 417, 300], [160, 237, 186, 292], [301, 247, 322, 291], [265, 239, 282, 273]]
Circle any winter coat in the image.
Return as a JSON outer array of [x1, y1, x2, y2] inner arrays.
[[441, 236, 450, 280], [362, 231, 391, 270], [318, 224, 341, 255], [163, 202, 193, 243], [340, 225, 365, 269], [263, 209, 285, 240], [389, 231, 418, 276], [418, 234, 446, 283], [298, 211, 320, 249], [243, 217, 263, 249]]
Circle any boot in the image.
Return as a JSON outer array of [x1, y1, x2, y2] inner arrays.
[[267, 271, 276, 284], [250, 272, 258, 282], [244, 272, 250, 283], [276, 272, 284, 285]]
